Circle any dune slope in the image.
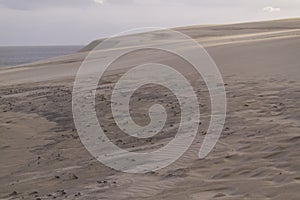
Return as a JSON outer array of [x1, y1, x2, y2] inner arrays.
[[0, 19, 299, 200]]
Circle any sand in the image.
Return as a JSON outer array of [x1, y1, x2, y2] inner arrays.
[[0, 19, 300, 199]]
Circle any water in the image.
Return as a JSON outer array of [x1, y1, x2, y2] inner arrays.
[[0, 46, 84, 67]]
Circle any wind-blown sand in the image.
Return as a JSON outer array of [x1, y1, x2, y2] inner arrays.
[[0, 19, 300, 199]]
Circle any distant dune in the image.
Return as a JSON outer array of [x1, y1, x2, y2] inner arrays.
[[0, 19, 299, 199]]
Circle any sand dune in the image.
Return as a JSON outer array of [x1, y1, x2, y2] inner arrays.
[[0, 19, 300, 199]]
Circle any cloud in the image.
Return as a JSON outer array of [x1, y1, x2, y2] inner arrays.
[[94, 0, 106, 4], [0, 0, 97, 10], [263, 6, 281, 13]]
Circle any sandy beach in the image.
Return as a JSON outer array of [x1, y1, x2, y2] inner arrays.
[[0, 19, 300, 199]]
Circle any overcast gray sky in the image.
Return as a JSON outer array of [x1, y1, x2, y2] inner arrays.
[[0, 0, 299, 46]]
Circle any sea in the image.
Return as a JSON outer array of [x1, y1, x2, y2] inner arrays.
[[0, 45, 84, 68]]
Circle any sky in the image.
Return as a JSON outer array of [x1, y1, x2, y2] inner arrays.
[[0, 0, 299, 46]]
